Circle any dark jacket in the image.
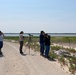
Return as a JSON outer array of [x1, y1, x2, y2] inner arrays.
[[39, 34, 45, 43], [45, 35, 50, 45]]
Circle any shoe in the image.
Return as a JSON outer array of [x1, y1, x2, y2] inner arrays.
[[20, 52, 24, 55], [40, 54, 44, 56], [45, 56, 50, 59], [0, 52, 3, 55]]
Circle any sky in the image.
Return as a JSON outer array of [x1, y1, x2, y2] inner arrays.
[[0, 0, 76, 33]]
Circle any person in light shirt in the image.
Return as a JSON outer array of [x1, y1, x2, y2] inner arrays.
[[0, 31, 4, 55], [19, 31, 25, 54]]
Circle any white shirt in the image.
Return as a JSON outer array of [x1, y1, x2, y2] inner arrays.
[[19, 34, 24, 41]]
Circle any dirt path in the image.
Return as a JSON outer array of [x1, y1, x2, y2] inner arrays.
[[0, 41, 71, 75]]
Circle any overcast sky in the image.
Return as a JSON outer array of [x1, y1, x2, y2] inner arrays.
[[0, 0, 76, 33]]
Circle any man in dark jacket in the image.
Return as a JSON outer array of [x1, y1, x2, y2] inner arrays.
[[39, 31, 45, 56]]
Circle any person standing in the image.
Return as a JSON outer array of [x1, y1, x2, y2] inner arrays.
[[45, 33, 51, 58], [19, 31, 25, 54], [0, 31, 4, 55], [39, 31, 45, 56]]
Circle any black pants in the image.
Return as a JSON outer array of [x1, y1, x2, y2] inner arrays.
[[0, 42, 3, 48], [19, 41, 24, 53], [0, 42, 3, 54]]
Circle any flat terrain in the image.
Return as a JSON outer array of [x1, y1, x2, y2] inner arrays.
[[0, 41, 71, 75]]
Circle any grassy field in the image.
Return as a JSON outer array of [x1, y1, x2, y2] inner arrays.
[[51, 36, 76, 43], [4, 36, 39, 43], [4, 36, 76, 43]]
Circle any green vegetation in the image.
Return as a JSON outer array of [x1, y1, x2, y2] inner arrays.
[[51, 36, 76, 44], [4, 36, 39, 43], [69, 57, 76, 74], [4, 36, 76, 44], [49, 50, 58, 59], [58, 56, 66, 66], [65, 48, 76, 53], [4, 36, 19, 41], [51, 46, 61, 50], [50, 45, 76, 74]]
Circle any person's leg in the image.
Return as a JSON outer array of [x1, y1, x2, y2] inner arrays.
[[19, 41, 23, 54], [47, 46, 50, 57], [42, 43, 44, 55], [0, 48, 1, 54], [45, 45, 47, 56], [40, 43, 42, 54], [45, 45, 50, 57], [40, 43, 44, 55], [0, 42, 3, 55]]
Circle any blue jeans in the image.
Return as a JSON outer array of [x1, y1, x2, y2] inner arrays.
[[0, 42, 3, 49], [45, 45, 50, 56], [40, 43, 44, 55]]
